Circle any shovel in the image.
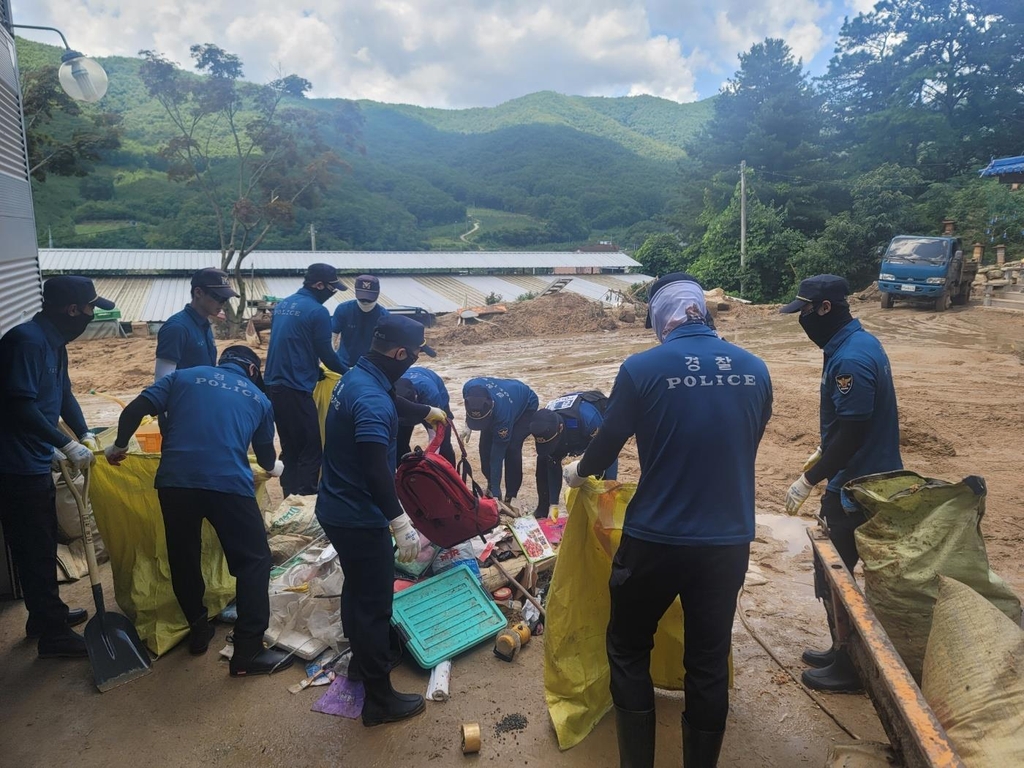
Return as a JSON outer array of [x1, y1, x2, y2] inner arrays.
[[58, 460, 153, 692]]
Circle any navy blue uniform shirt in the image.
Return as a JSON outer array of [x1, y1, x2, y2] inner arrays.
[[462, 377, 539, 490], [316, 358, 397, 528], [541, 397, 616, 505], [401, 367, 450, 411], [331, 300, 390, 370], [140, 362, 275, 497], [820, 319, 902, 492], [0, 314, 89, 475], [598, 324, 772, 546], [155, 304, 217, 370], [265, 287, 344, 393]]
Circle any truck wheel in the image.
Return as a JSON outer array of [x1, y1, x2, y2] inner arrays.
[[934, 293, 950, 312], [880, 293, 894, 309], [952, 285, 972, 306]]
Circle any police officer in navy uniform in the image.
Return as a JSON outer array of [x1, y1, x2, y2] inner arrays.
[[394, 366, 456, 468], [529, 391, 617, 518], [781, 275, 902, 692], [264, 264, 348, 497], [154, 268, 238, 381], [0, 276, 114, 658], [564, 273, 773, 768], [105, 346, 292, 675], [331, 274, 390, 371], [462, 377, 539, 506], [316, 315, 446, 726]]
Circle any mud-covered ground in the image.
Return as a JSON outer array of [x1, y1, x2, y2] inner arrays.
[[2, 296, 1021, 767]]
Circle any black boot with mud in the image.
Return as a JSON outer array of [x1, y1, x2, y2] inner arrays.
[[229, 641, 294, 676], [38, 627, 89, 659], [361, 674, 426, 727], [682, 715, 724, 768], [801, 645, 836, 669], [26, 608, 88, 639], [615, 707, 655, 768], [188, 617, 216, 655], [801, 647, 863, 692]]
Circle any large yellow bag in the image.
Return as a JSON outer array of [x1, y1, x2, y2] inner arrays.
[[313, 369, 341, 446], [89, 454, 269, 656], [544, 479, 686, 750]]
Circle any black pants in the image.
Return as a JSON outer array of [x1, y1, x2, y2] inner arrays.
[[0, 473, 70, 635], [396, 409, 456, 469], [320, 522, 402, 683], [607, 534, 749, 733], [479, 406, 537, 499], [813, 491, 868, 633], [158, 487, 272, 647], [268, 385, 322, 497]]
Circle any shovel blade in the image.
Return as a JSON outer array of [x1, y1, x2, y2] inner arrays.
[[84, 612, 153, 692]]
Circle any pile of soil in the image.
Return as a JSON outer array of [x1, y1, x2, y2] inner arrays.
[[429, 293, 617, 347], [855, 282, 881, 301], [67, 336, 160, 393]]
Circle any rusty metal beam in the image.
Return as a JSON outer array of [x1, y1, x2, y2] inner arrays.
[[809, 529, 965, 768]]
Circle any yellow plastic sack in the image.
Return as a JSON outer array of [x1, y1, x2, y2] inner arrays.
[[89, 454, 270, 656], [313, 369, 342, 446], [544, 479, 686, 750]]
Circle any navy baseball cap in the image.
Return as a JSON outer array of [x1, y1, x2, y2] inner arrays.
[[354, 274, 381, 301], [463, 385, 494, 429], [191, 268, 239, 301], [373, 315, 436, 358], [780, 275, 851, 314], [530, 409, 565, 457], [644, 272, 703, 329], [304, 263, 347, 291], [43, 275, 114, 310]]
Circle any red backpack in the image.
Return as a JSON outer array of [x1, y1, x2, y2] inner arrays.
[[395, 423, 499, 548]]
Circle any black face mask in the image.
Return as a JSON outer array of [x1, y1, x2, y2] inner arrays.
[[799, 304, 853, 349], [46, 309, 92, 342], [309, 286, 335, 304], [367, 350, 416, 384]]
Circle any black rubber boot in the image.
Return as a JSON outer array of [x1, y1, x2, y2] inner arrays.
[[229, 640, 294, 677], [26, 608, 87, 639], [801, 646, 836, 669], [361, 674, 426, 727], [801, 647, 862, 693], [37, 627, 88, 659], [614, 707, 656, 768], [682, 715, 724, 768], [188, 617, 216, 655]]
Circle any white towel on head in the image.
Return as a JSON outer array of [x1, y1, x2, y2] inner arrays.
[[649, 280, 708, 342]]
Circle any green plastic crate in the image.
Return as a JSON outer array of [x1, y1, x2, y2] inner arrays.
[[391, 564, 507, 668]]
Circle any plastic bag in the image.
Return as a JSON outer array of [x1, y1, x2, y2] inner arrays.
[[922, 577, 1024, 767], [313, 369, 342, 447], [848, 471, 1021, 681], [544, 479, 687, 750], [88, 454, 270, 656]]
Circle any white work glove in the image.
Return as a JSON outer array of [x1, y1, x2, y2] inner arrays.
[[268, 460, 285, 478], [459, 427, 472, 444], [331, 332, 341, 351], [391, 512, 421, 564], [802, 446, 822, 473], [785, 474, 815, 516], [104, 443, 129, 466], [51, 447, 68, 471], [563, 460, 587, 489], [424, 407, 447, 426], [61, 440, 96, 471], [80, 431, 99, 451]]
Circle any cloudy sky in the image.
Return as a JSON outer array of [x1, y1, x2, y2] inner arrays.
[[14, 0, 877, 108]]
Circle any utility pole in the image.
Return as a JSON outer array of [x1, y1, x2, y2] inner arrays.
[[310, 222, 317, 252], [739, 160, 747, 299], [48, 226, 53, 248]]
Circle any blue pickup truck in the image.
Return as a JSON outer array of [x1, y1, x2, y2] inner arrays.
[[877, 236, 977, 311]]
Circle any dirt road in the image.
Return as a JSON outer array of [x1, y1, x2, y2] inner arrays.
[[2, 297, 1021, 767]]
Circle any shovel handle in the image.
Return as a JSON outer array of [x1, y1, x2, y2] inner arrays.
[[58, 461, 101, 591]]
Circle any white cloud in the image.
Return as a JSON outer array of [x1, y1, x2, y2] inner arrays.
[[11, 0, 845, 106]]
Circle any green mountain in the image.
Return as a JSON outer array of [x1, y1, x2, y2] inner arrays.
[[18, 38, 713, 251]]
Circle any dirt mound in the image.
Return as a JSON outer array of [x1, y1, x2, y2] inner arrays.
[[855, 282, 881, 301], [67, 336, 160, 393], [901, 422, 957, 457], [429, 293, 617, 347]]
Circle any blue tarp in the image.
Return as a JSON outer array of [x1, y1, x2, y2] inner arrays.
[[979, 155, 1024, 177]]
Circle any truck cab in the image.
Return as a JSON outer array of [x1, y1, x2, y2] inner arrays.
[[877, 236, 976, 311]]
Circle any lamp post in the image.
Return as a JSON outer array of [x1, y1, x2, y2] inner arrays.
[[12, 23, 108, 102]]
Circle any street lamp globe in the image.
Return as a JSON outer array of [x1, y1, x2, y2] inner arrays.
[[58, 50, 108, 103]]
